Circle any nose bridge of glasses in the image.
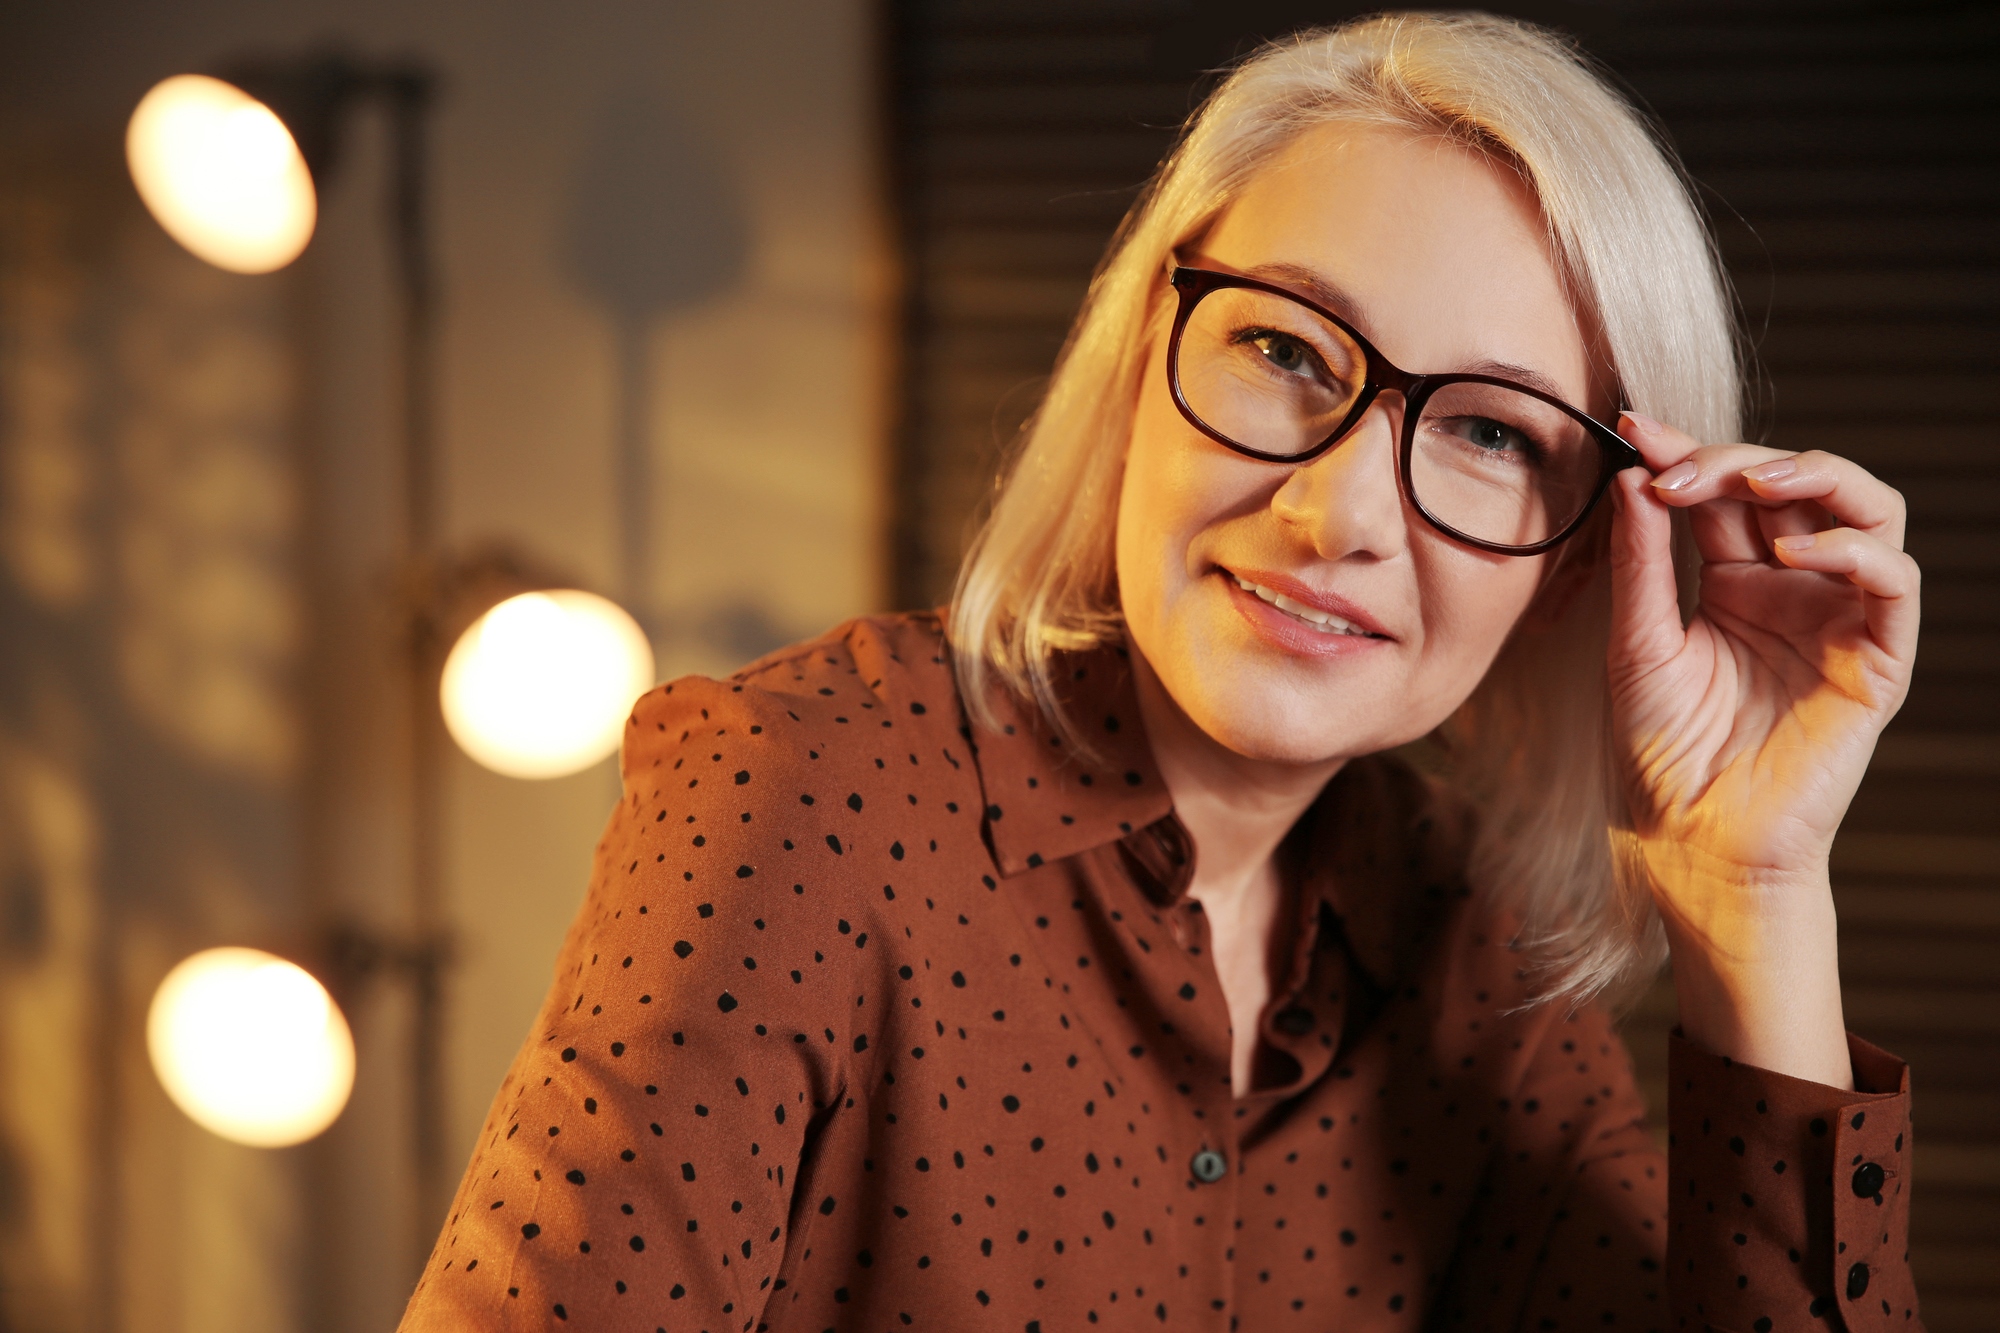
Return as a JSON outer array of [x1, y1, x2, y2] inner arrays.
[[1302, 382, 1406, 473], [1341, 318, 1421, 439], [1325, 380, 1405, 454]]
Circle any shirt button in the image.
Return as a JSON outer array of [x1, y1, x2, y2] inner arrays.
[[1846, 1262, 1870, 1300], [1272, 1006, 1314, 1036], [1851, 1162, 1885, 1198], [1190, 1149, 1227, 1183]]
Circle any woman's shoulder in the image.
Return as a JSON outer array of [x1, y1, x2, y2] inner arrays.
[[620, 609, 975, 812], [582, 612, 982, 987], [632, 604, 960, 748], [736, 609, 959, 713]]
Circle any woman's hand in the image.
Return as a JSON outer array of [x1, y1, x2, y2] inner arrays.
[[1605, 412, 1920, 1088]]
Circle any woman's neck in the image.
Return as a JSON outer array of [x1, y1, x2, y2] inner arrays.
[[1129, 647, 1342, 901], [1129, 647, 1343, 1095]]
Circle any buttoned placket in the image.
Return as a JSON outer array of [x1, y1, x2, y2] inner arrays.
[[1114, 808, 1373, 1326], [1106, 813, 1245, 1323]]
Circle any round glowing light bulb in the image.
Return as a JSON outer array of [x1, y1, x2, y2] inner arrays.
[[126, 74, 317, 274], [146, 948, 355, 1148], [440, 590, 656, 780]]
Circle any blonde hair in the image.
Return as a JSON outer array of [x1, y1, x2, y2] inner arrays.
[[947, 11, 1741, 1006]]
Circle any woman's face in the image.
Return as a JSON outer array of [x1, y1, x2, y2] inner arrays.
[[1116, 122, 1609, 764]]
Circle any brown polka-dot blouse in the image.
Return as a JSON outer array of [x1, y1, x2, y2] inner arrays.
[[398, 612, 1921, 1332]]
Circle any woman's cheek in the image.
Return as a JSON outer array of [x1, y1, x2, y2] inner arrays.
[[1119, 427, 1198, 620], [1417, 545, 1546, 690], [1113, 442, 1170, 651]]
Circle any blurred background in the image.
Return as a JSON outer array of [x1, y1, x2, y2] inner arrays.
[[0, 1, 1991, 1330]]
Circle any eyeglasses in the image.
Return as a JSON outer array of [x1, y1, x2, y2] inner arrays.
[[1165, 265, 1639, 555]]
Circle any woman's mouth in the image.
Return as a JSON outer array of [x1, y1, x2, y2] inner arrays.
[[1228, 573, 1386, 638]]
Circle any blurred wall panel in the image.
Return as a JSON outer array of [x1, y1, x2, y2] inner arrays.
[[888, 2, 1999, 1329], [0, 141, 309, 1333], [0, 3, 889, 1331]]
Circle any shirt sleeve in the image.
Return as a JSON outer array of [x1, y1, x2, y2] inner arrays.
[[398, 676, 859, 1332], [1437, 1004, 1922, 1333], [1666, 1031, 1920, 1332]]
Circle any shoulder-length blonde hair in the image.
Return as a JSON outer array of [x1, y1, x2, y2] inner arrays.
[[947, 12, 1742, 1006]]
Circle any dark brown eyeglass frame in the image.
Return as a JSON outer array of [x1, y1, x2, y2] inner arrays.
[[1165, 265, 1640, 556]]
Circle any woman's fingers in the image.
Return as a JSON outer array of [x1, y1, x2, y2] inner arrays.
[[1618, 415, 1909, 551], [1740, 450, 1907, 547], [1644, 442, 1791, 564], [1771, 526, 1923, 667], [1645, 442, 1790, 502], [1605, 465, 1686, 679], [1619, 415, 1784, 504], [1618, 417, 1788, 564], [1650, 444, 1907, 546], [1615, 412, 1924, 664]]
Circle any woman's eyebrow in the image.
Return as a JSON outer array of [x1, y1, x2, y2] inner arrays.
[[1243, 261, 1376, 328], [1461, 359, 1572, 403], [1238, 261, 1581, 404]]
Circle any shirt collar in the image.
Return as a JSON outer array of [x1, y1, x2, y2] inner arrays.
[[964, 638, 1463, 991], [965, 640, 1174, 875], [1289, 755, 1472, 989]]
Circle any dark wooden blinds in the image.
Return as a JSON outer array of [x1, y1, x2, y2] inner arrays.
[[887, 2, 2000, 1327]]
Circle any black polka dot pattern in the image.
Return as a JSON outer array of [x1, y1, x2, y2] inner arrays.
[[1663, 1034, 1918, 1332], [397, 613, 1921, 1332]]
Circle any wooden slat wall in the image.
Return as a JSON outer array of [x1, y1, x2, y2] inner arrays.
[[888, 1, 1999, 1327]]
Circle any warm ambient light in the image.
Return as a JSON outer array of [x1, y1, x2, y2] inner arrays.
[[147, 948, 355, 1147], [440, 590, 656, 780], [126, 74, 317, 274]]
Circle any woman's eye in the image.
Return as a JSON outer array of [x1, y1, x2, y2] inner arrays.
[[1246, 332, 1318, 378], [1457, 416, 1532, 455]]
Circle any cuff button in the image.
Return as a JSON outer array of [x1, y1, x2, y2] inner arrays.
[[1852, 1162, 1885, 1199]]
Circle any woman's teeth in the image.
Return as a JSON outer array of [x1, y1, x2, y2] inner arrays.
[[1232, 574, 1374, 637]]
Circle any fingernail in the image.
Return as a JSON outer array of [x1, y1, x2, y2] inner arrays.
[[1774, 533, 1816, 552], [1743, 458, 1797, 484], [1650, 461, 1697, 491], [1620, 410, 1662, 434]]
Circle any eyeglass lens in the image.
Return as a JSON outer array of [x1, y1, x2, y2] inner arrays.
[[1176, 285, 1603, 549]]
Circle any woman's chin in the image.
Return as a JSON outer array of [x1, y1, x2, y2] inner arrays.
[[1154, 618, 1424, 765], [1179, 678, 1421, 767]]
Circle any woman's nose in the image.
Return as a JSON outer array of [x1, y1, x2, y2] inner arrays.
[[1269, 395, 1409, 562]]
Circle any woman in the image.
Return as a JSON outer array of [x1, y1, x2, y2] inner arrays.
[[402, 14, 1922, 1332]]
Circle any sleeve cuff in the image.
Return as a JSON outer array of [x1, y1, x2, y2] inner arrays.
[[1666, 1031, 1920, 1332]]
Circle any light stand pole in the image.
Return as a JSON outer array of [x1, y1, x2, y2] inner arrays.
[[383, 65, 452, 1231], [224, 50, 455, 1241]]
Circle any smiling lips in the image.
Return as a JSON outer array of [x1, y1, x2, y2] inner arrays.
[[1227, 572, 1388, 639]]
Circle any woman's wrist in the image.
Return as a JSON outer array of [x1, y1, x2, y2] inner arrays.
[[1647, 855, 1855, 1090]]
